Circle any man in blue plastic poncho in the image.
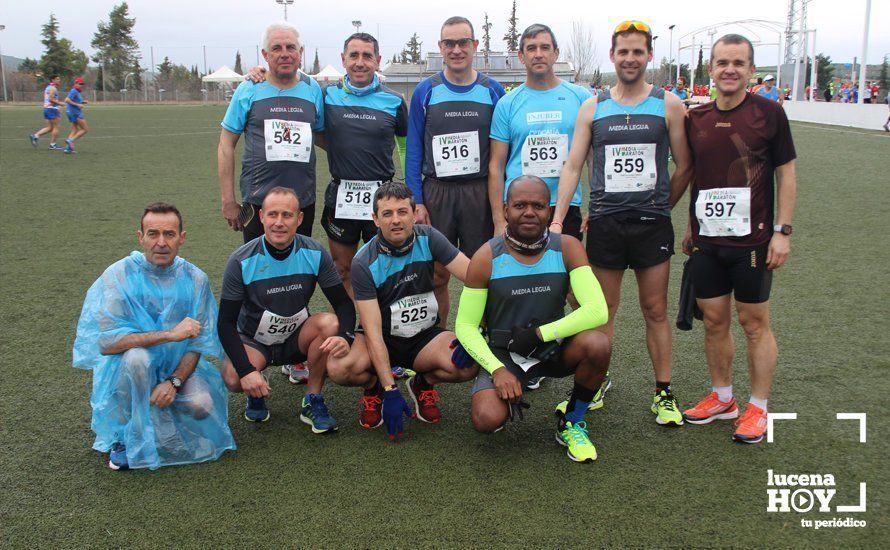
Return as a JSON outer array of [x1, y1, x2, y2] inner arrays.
[[73, 202, 236, 470]]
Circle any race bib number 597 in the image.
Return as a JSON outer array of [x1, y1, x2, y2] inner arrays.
[[695, 187, 751, 237]]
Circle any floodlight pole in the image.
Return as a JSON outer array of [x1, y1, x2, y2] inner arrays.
[[668, 24, 675, 86], [857, 0, 871, 104], [276, 0, 295, 21], [0, 25, 8, 103]]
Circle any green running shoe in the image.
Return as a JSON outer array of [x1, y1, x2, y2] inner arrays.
[[651, 389, 684, 426], [554, 372, 612, 417], [556, 420, 598, 463]]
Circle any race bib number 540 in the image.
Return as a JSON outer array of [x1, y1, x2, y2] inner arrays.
[[254, 308, 308, 345], [265, 119, 312, 162]]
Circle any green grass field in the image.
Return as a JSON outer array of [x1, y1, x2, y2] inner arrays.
[[1, 105, 887, 548]]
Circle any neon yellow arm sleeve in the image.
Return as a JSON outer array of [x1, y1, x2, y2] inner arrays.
[[455, 286, 505, 375], [395, 135, 407, 179], [539, 266, 609, 342]]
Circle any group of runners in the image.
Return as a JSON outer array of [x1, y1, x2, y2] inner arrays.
[[29, 75, 89, 153], [73, 17, 797, 470]]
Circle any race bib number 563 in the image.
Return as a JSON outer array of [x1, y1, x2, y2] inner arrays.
[[521, 134, 568, 178], [265, 119, 312, 162]]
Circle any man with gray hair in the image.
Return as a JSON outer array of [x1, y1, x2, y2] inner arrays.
[[218, 21, 325, 243]]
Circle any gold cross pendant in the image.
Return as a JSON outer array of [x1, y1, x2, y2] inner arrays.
[[625, 113, 631, 124]]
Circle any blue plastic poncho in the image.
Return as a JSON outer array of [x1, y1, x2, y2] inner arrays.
[[73, 251, 236, 469]]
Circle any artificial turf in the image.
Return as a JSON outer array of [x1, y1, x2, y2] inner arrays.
[[0, 104, 887, 547]]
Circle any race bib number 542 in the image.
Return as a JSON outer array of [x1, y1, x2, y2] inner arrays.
[[265, 119, 312, 162]]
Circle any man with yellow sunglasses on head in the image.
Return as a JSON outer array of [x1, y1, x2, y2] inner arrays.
[[551, 20, 693, 427]]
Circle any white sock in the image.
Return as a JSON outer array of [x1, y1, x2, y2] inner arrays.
[[713, 385, 733, 402], [749, 396, 768, 412]]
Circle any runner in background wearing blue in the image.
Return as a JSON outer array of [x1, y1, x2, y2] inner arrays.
[[64, 77, 90, 154]]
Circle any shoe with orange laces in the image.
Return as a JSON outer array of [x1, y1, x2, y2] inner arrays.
[[406, 375, 441, 423], [683, 392, 739, 425], [359, 388, 384, 429], [733, 403, 768, 444]]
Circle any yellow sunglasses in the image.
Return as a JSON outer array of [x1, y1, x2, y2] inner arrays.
[[613, 20, 652, 35]]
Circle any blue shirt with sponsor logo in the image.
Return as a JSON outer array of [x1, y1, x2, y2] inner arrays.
[[490, 80, 590, 206], [221, 74, 325, 207]]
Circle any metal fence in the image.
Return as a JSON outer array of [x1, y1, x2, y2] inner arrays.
[[11, 86, 235, 104]]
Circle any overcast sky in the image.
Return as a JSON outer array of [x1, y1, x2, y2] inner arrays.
[[2, 0, 888, 73]]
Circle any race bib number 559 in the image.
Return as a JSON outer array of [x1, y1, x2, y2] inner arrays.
[[265, 119, 312, 162]]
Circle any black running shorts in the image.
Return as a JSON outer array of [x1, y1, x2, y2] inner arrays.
[[586, 211, 674, 270], [691, 241, 773, 304]]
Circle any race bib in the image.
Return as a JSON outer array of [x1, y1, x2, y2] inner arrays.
[[389, 292, 438, 338], [521, 134, 568, 177], [254, 308, 308, 345], [335, 180, 380, 220], [509, 352, 541, 372], [264, 119, 312, 162], [432, 131, 480, 177], [604, 143, 657, 192], [695, 187, 752, 237]]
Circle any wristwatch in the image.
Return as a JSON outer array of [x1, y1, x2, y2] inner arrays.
[[166, 376, 183, 392], [773, 224, 793, 236], [383, 384, 398, 392]]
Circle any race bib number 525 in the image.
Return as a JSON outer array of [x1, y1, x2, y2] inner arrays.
[[389, 292, 438, 338], [265, 119, 312, 162]]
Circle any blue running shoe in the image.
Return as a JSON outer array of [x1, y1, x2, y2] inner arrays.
[[108, 442, 129, 470], [29, 134, 39, 147], [49, 143, 63, 150], [300, 393, 338, 434], [244, 396, 270, 422]]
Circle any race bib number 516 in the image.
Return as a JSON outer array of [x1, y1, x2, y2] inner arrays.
[[265, 119, 312, 162], [432, 131, 480, 177]]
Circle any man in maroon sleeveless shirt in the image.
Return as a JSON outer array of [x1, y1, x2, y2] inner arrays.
[[678, 34, 797, 444]]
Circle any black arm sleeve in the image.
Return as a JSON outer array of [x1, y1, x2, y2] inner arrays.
[[321, 283, 356, 342], [217, 298, 255, 378]]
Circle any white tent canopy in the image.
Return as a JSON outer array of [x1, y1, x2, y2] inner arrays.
[[312, 65, 343, 83], [202, 66, 243, 83]]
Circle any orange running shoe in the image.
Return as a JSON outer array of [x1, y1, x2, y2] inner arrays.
[[733, 403, 768, 444], [359, 390, 383, 429], [683, 392, 739, 424], [407, 375, 441, 423]]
